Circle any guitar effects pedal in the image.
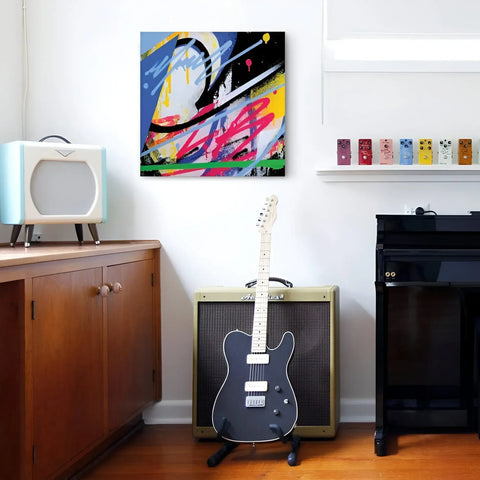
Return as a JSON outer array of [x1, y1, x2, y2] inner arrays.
[[418, 138, 433, 165], [337, 139, 351, 165], [438, 139, 453, 165], [399, 139, 413, 165], [358, 139, 372, 165], [458, 139, 472, 165], [379, 139, 393, 165]]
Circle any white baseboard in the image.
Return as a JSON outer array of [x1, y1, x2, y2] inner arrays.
[[143, 398, 375, 425], [340, 398, 375, 423], [143, 400, 192, 424]]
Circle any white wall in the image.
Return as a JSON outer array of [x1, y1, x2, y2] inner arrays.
[[0, 0, 23, 240], [0, 0, 22, 140], [3, 0, 480, 423]]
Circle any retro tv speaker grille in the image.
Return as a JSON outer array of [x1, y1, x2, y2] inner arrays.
[[31, 160, 96, 215], [193, 286, 339, 438]]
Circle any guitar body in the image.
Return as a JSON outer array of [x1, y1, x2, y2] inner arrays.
[[212, 329, 298, 443]]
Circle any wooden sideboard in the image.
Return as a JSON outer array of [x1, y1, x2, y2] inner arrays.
[[0, 241, 161, 479]]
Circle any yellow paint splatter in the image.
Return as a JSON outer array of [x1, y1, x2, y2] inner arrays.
[[185, 49, 190, 84], [251, 72, 285, 125], [263, 33, 270, 44], [154, 70, 172, 110]]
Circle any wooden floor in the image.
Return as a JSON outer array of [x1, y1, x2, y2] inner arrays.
[[80, 423, 480, 479]]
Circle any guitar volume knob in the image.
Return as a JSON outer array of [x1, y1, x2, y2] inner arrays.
[[283, 398, 289, 404]]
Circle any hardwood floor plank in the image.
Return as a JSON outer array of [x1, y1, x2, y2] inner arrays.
[[79, 424, 480, 479]]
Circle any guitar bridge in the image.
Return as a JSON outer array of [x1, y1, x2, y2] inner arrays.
[[245, 395, 266, 408]]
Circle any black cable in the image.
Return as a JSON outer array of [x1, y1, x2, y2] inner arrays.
[[415, 207, 437, 215]]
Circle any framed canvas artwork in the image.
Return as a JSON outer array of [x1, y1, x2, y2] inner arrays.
[[140, 32, 285, 177]]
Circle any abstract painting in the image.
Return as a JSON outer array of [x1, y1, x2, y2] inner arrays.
[[140, 32, 285, 176]]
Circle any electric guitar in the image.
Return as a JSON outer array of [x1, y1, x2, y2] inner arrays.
[[212, 195, 298, 443]]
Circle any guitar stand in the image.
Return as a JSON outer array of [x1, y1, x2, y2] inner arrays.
[[207, 430, 301, 467], [207, 440, 238, 467], [284, 432, 301, 466]]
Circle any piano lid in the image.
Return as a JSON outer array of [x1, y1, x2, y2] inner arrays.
[[376, 214, 480, 250]]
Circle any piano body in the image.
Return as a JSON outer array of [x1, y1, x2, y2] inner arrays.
[[375, 214, 480, 455]]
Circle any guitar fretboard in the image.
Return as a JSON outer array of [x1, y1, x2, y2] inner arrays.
[[251, 232, 271, 353]]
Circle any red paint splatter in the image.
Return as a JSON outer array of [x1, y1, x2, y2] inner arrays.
[[160, 97, 276, 175], [173, 104, 217, 160], [205, 97, 274, 175]]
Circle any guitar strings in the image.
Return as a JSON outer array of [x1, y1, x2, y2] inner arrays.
[[248, 354, 265, 400]]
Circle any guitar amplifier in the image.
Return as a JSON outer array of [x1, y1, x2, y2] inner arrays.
[[192, 285, 339, 439]]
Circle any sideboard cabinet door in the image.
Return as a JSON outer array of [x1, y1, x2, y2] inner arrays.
[[106, 259, 155, 432], [32, 269, 105, 480]]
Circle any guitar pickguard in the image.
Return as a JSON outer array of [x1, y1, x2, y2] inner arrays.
[[211, 329, 297, 443]]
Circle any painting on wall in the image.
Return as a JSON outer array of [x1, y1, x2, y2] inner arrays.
[[140, 32, 285, 177]]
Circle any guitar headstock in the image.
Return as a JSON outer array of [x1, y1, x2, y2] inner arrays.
[[256, 195, 278, 233]]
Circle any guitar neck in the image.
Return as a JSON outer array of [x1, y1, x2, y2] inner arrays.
[[251, 231, 271, 353]]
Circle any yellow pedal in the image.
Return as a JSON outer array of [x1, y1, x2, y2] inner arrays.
[[418, 138, 433, 165]]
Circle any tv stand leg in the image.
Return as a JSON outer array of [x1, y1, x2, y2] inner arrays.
[[24, 224, 34, 248], [75, 224, 84, 243], [88, 224, 100, 245], [9, 225, 22, 247]]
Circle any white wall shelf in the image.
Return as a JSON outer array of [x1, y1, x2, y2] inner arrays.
[[316, 165, 480, 182]]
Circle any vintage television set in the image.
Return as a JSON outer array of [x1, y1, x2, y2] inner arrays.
[[0, 139, 107, 247]]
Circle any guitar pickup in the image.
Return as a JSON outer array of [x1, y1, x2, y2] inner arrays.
[[246, 354, 270, 365], [245, 381, 268, 392], [245, 395, 266, 408]]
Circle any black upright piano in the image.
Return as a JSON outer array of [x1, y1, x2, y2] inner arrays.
[[375, 214, 480, 456]]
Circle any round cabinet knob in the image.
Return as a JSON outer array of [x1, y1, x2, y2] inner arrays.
[[111, 282, 123, 294], [97, 285, 110, 297]]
